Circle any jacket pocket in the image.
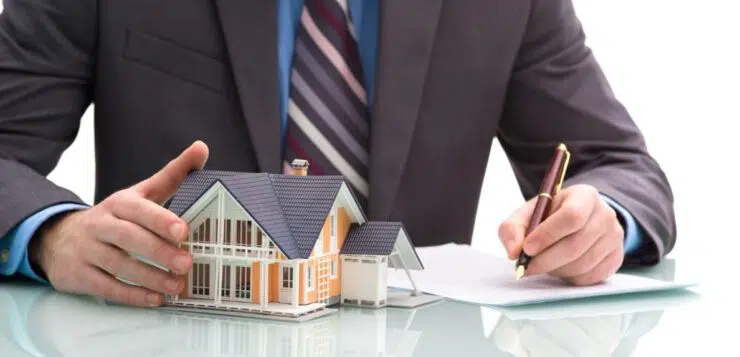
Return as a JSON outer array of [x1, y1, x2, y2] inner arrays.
[[123, 29, 229, 94]]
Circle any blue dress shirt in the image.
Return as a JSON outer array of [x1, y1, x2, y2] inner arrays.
[[0, 0, 643, 282]]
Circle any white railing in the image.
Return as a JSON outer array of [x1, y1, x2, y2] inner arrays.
[[182, 242, 281, 260]]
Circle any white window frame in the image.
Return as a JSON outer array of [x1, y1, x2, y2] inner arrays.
[[282, 266, 294, 288], [306, 264, 314, 291], [330, 207, 337, 252], [191, 262, 212, 298], [330, 259, 337, 279]]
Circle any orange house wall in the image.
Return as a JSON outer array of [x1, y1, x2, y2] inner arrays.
[[329, 207, 350, 297], [298, 206, 354, 305], [251, 262, 261, 305], [269, 263, 279, 303], [300, 261, 319, 304], [322, 218, 330, 255]]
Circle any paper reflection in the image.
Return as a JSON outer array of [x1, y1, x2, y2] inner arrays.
[[491, 310, 664, 357], [488, 259, 692, 357]]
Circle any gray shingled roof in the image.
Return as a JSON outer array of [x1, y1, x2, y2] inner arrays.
[[341, 222, 404, 255], [167, 170, 352, 259]]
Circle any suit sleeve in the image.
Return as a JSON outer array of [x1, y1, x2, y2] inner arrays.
[[0, 0, 95, 239], [497, 0, 676, 267]]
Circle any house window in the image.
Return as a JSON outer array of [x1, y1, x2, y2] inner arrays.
[[221, 265, 231, 297], [330, 260, 337, 278], [191, 263, 211, 297], [236, 220, 250, 246], [330, 213, 336, 237], [246, 221, 252, 246], [330, 212, 337, 251], [235, 266, 251, 299], [224, 219, 232, 245], [256, 230, 263, 247], [282, 267, 293, 288], [205, 219, 211, 242], [307, 265, 314, 291]]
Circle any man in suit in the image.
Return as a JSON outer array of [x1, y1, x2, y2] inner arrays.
[[0, 0, 675, 307]]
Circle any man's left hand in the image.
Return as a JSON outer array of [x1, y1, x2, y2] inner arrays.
[[498, 184, 625, 286]]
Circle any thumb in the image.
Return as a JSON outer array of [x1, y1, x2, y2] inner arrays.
[[498, 197, 537, 259], [135, 140, 210, 204]]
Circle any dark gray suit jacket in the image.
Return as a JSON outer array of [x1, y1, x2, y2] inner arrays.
[[0, 0, 676, 267]]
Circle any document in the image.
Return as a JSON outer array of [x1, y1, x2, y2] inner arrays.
[[387, 244, 695, 307]]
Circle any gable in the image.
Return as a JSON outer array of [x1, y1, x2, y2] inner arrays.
[[342, 222, 423, 270], [176, 180, 294, 259], [269, 176, 365, 258], [167, 170, 369, 260]]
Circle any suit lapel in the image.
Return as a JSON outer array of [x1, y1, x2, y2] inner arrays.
[[369, 0, 442, 218], [213, 0, 281, 173]]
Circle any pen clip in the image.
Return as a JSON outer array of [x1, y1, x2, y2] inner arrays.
[[554, 148, 570, 194]]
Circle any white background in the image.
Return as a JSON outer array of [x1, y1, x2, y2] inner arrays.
[[1, 1, 738, 354]]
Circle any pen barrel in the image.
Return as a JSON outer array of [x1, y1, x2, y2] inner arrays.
[[525, 194, 553, 236]]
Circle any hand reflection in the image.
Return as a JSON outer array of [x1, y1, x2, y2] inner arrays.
[[491, 310, 662, 357]]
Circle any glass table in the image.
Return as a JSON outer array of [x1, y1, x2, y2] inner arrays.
[[0, 258, 728, 356]]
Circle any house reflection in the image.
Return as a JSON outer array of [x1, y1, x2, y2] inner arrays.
[[159, 306, 421, 357]]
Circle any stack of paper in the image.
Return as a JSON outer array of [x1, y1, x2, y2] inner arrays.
[[387, 244, 696, 306]]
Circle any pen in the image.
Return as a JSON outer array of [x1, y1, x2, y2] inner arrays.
[[515, 143, 571, 280]]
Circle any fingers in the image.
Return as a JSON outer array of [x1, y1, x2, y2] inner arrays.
[[524, 221, 603, 276], [134, 140, 209, 204], [523, 200, 614, 275], [498, 198, 537, 259], [547, 230, 613, 278], [107, 190, 188, 243], [82, 264, 164, 307], [84, 240, 185, 298], [522, 187, 599, 256], [94, 213, 192, 275], [564, 248, 624, 286]]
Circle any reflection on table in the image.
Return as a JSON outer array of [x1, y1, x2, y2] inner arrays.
[[0, 283, 423, 357], [0, 258, 700, 357]]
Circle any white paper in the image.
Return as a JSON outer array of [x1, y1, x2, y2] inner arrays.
[[387, 244, 696, 307]]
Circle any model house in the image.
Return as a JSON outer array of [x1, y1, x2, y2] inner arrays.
[[161, 160, 425, 320]]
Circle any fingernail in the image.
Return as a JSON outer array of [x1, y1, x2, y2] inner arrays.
[[173, 254, 190, 273], [169, 223, 184, 240], [165, 279, 181, 294], [147, 293, 161, 306]]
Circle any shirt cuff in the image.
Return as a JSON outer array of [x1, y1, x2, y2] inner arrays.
[[0, 203, 88, 283], [599, 194, 643, 255]]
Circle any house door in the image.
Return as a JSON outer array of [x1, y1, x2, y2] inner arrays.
[[220, 265, 251, 302], [190, 262, 213, 300], [278, 265, 294, 304]]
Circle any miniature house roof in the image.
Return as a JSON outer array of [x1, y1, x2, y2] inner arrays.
[[167, 170, 367, 259], [342, 222, 424, 270]]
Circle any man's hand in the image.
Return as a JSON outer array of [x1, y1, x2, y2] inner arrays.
[[29, 141, 209, 306], [498, 184, 625, 286]]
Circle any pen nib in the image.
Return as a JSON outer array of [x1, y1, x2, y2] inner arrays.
[[515, 266, 525, 280]]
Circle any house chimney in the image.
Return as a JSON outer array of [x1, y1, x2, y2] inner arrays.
[[290, 159, 309, 176]]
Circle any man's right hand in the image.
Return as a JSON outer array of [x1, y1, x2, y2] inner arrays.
[[28, 141, 209, 307]]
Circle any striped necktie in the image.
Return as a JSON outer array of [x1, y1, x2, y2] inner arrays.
[[283, 0, 370, 206]]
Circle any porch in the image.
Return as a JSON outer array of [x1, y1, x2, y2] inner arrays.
[[163, 298, 327, 319]]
